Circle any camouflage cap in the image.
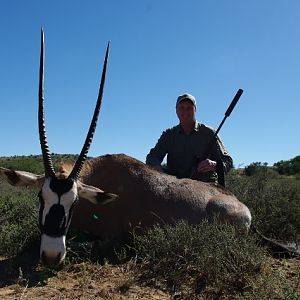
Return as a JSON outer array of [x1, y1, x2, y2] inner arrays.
[[176, 93, 196, 107]]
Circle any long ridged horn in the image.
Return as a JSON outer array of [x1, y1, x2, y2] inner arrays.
[[38, 28, 55, 177], [69, 42, 110, 180]]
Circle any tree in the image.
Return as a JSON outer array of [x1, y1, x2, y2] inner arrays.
[[244, 162, 269, 176], [274, 156, 300, 175]]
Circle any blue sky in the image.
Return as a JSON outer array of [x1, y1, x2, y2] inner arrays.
[[0, 1, 299, 167]]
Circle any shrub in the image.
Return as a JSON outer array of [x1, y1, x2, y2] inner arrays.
[[0, 179, 40, 256], [0, 154, 80, 174], [130, 220, 268, 297], [274, 156, 300, 176], [227, 172, 300, 241], [0, 156, 44, 174], [127, 220, 300, 299]]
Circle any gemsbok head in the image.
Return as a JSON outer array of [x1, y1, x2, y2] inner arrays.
[[0, 29, 118, 268]]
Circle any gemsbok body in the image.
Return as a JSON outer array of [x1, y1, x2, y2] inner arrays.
[[0, 30, 253, 268], [60, 153, 252, 240]]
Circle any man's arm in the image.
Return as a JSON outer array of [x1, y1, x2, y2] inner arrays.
[[192, 134, 232, 186], [146, 130, 169, 172], [211, 135, 233, 173]]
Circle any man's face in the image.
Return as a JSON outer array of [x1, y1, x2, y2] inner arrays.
[[176, 100, 196, 123]]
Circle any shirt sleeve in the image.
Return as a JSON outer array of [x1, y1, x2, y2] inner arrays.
[[146, 130, 169, 166], [211, 135, 233, 173]]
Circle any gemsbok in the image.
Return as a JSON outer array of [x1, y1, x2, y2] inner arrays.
[[0, 30, 256, 268]]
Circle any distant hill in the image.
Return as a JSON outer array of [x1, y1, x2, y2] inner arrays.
[[1, 154, 299, 177], [0, 154, 83, 173]]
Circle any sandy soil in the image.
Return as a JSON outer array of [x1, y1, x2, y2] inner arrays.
[[0, 258, 170, 300], [0, 252, 299, 300]]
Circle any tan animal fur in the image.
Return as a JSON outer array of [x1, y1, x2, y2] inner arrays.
[[60, 153, 252, 242]]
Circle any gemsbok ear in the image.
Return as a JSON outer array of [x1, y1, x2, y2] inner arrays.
[[0, 167, 44, 188], [77, 181, 119, 205]]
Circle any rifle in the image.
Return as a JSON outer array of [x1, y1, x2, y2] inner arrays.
[[190, 89, 244, 186]]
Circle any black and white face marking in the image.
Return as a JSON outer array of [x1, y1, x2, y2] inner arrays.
[[39, 177, 79, 267]]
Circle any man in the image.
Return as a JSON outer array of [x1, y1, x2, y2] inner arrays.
[[146, 93, 233, 184]]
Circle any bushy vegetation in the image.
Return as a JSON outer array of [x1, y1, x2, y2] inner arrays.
[[0, 177, 39, 256], [0, 155, 45, 174], [128, 221, 299, 299], [0, 154, 79, 174], [244, 156, 300, 178], [131, 221, 265, 295], [274, 155, 300, 176], [227, 167, 300, 241], [244, 162, 272, 177]]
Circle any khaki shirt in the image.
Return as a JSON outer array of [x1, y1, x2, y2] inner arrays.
[[146, 121, 233, 182]]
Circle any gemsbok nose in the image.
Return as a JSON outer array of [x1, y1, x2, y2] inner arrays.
[[41, 250, 64, 269], [40, 234, 67, 268]]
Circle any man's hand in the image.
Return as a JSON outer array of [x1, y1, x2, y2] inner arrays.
[[197, 159, 217, 173]]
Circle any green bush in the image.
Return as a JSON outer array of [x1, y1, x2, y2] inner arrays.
[[227, 172, 300, 241], [274, 156, 300, 176], [132, 222, 263, 290], [128, 220, 299, 299], [0, 156, 44, 174], [0, 154, 80, 174], [0, 178, 40, 256], [244, 162, 267, 176]]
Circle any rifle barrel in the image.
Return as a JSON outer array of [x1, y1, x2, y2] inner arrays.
[[225, 89, 243, 117]]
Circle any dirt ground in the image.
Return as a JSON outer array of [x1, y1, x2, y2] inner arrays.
[[0, 251, 299, 300], [0, 270, 169, 299], [0, 256, 170, 300]]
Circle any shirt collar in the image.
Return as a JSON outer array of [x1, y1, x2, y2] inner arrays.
[[176, 121, 201, 133]]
